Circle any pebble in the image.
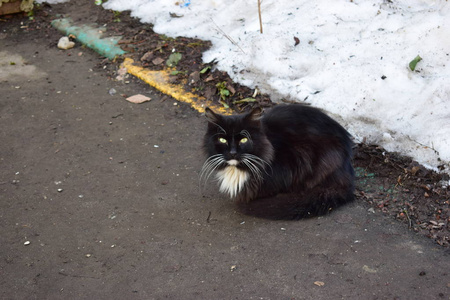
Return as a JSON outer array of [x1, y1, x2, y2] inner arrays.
[[109, 88, 117, 96], [57, 36, 75, 50], [24, 241, 30, 246]]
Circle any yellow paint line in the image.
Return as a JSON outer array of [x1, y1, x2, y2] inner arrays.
[[122, 58, 232, 115]]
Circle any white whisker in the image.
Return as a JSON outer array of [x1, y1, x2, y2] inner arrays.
[[200, 150, 272, 199], [200, 154, 226, 191], [242, 158, 262, 182], [242, 153, 272, 176]]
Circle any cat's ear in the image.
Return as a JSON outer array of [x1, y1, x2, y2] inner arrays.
[[245, 107, 264, 122], [205, 107, 221, 124]]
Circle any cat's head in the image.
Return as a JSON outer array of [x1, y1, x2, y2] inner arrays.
[[202, 107, 274, 172]]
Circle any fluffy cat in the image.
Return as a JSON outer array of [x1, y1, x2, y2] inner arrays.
[[201, 104, 354, 219]]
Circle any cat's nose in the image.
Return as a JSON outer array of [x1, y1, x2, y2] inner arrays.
[[230, 149, 237, 158]]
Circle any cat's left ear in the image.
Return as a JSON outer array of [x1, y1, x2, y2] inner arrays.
[[245, 107, 264, 122], [205, 107, 221, 124]]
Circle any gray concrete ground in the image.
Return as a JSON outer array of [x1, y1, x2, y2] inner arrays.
[[1, 13, 449, 300]]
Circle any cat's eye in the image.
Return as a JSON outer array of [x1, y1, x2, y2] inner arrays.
[[240, 137, 248, 144], [218, 137, 227, 144]]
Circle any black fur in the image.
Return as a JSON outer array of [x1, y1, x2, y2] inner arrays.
[[202, 104, 354, 219]]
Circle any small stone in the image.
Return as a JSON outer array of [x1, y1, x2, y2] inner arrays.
[[57, 37, 75, 50], [57, 188, 63, 192], [24, 241, 30, 246], [109, 88, 117, 96], [85, 254, 91, 258]]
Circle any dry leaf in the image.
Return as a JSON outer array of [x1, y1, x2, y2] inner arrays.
[[314, 281, 325, 287], [152, 57, 165, 65], [126, 94, 151, 104]]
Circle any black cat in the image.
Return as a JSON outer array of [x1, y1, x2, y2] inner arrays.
[[201, 104, 354, 219]]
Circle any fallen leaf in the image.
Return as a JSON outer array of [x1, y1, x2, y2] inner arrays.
[[294, 36, 300, 46], [219, 100, 229, 109], [227, 83, 236, 95], [116, 67, 128, 81], [409, 55, 422, 71], [362, 265, 377, 273], [200, 66, 211, 74], [152, 57, 165, 65], [204, 74, 215, 82], [166, 52, 182, 67], [141, 51, 154, 62], [188, 71, 200, 84], [126, 94, 151, 104], [169, 12, 184, 18], [233, 98, 257, 104], [410, 166, 420, 175]]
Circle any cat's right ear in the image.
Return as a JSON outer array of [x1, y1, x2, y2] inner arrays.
[[205, 107, 220, 123], [246, 107, 264, 122]]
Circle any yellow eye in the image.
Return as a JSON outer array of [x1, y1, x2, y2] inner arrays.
[[219, 137, 227, 144], [240, 137, 248, 144]]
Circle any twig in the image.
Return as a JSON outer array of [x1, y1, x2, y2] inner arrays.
[[210, 18, 246, 54], [403, 208, 412, 228], [407, 135, 440, 156], [58, 272, 99, 279], [258, 0, 263, 34]]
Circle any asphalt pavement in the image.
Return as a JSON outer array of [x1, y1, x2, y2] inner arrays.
[[1, 12, 449, 300]]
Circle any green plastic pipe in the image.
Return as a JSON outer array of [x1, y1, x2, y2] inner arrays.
[[51, 18, 126, 59]]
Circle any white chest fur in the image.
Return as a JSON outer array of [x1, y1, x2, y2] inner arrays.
[[216, 165, 249, 198]]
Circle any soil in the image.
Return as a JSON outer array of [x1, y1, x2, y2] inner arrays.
[[1, 1, 449, 299]]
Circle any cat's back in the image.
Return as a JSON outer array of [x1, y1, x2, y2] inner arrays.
[[262, 104, 350, 139]]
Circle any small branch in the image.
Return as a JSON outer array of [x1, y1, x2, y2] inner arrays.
[[58, 272, 99, 279], [258, 0, 263, 34], [210, 18, 246, 54], [403, 208, 412, 229]]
